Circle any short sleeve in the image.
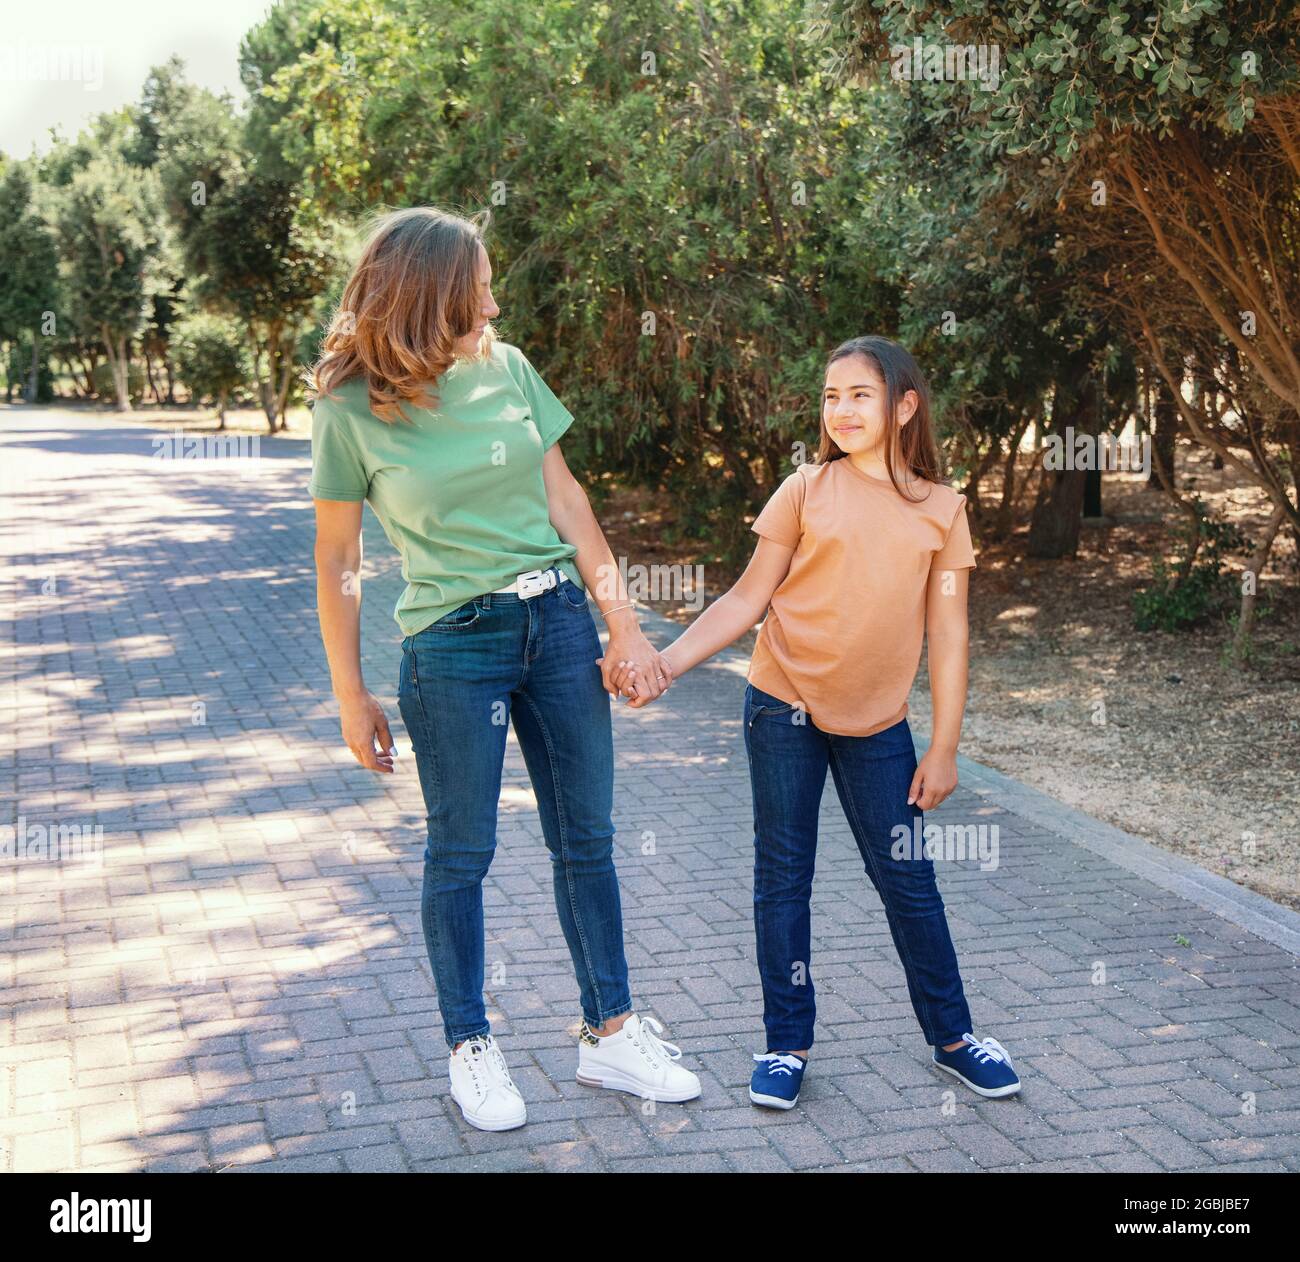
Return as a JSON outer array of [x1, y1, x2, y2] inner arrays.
[[509, 346, 574, 449], [308, 394, 369, 502], [932, 495, 977, 570], [751, 470, 806, 548]]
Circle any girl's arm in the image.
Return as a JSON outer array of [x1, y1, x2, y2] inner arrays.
[[910, 566, 971, 809], [542, 443, 670, 702], [616, 537, 793, 707], [313, 498, 397, 774]]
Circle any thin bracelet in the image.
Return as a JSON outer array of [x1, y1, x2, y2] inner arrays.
[[600, 602, 636, 620]]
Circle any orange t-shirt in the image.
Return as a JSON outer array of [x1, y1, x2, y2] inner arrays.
[[747, 458, 976, 737]]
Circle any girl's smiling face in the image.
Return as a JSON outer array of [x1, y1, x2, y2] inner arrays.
[[821, 352, 917, 460]]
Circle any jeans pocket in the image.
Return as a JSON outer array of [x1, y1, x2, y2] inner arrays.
[[426, 599, 481, 632], [559, 579, 589, 609], [745, 686, 797, 728]]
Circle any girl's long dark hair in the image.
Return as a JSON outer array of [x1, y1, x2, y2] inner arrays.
[[815, 335, 942, 503]]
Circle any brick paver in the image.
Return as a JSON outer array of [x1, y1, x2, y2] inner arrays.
[[2, 406, 1299, 1172]]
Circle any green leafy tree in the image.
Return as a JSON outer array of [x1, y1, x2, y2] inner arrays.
[[53, 152, 163, 411], [826, 0, 1300, 624], [0, 164, 59, 402], [172, 311, 252, 426], [157, 80, 333, 430], [259, 0, 896, 558]]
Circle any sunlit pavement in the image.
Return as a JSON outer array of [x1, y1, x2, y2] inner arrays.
[[2, 404, 1298, 1172]]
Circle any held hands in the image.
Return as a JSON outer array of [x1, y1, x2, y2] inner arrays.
[[611, 652, 675, 707], [596, 625, 675, 708]]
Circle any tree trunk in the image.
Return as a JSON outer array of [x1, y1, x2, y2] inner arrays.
[[217, 390, 228, 429], [251, 332, 279, 432], [78, 352, 97, 397], [1232, 504, 1286, 661], [1290, 440, 1300, 565], [1147, 389, 1177, 490], [1028, 366, 1100, 558], [1083, 466, 1103, 518], [993, 411, 1033, 539], [101, 329, 132, 412], [27, 332, 40, 402], [274, 347, 294, 432], [144, 349, 161, 405]]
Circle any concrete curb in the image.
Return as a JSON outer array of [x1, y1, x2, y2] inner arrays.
[[620, 597, 1300, 960], [952, 753, 1300, 957]]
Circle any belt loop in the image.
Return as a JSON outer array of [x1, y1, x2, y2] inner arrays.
[[482, 591, 493, 609]]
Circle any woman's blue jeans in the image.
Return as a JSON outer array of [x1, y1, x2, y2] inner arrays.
[[743, 683, 973, 1052], [398, 575, 632, 1048]]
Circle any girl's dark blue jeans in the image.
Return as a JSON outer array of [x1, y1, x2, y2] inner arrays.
[[398, 575, 633, 1048], [743, 683, 973, 1052]]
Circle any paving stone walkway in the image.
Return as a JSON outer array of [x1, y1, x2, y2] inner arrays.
[[2, 406, 1299, 1173]]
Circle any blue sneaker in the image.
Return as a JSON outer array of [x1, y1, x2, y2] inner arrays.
[[932, 1033, 1021, 1098], [749, 1052, 807, 1109]]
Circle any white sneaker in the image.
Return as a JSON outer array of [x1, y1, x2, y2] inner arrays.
[[448, 1034, 527, 1131], [575, 1013, 701, 1102]]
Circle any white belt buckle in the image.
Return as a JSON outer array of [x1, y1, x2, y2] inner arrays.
[[516, 568, 554, 599]]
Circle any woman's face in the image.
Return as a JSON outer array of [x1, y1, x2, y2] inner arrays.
[[821, 353, 915, 458], [453, 243, 500, 357]]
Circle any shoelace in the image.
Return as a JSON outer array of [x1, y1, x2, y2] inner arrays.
[[631, 1015, 683, 1067], [960, 1033, 1013, 1068], [462, 1037, 517, 1096], [753, 1053, 804, 1077]]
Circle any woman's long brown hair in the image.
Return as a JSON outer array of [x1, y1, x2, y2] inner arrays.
[[309, 206, 494, 423], [815, 335, 942, 502]]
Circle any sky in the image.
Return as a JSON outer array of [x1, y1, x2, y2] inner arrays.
[[0, 0, 277, 157]]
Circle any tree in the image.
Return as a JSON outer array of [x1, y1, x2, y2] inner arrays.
[[260, 0, 896, 556], [172, 312, 251, 426], [53, 153, 162, 411], [0, 164, 59, 402], [826, 0, 1300, 634], [157, 83, 333, 431], [845, 74, 1117, 551]]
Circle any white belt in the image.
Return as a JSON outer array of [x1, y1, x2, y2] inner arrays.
[[492, 566, 564, 599]]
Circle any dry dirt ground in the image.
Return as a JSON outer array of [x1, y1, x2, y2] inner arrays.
[[82, 402, 1300, 910]]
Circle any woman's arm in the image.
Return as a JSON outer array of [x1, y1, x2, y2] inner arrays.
[[313, 498, 396, 773], [620, 537, 794, 707], [542, 443, 670, 702], [910, 566, 971, 809]]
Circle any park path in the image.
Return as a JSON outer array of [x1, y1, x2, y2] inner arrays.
[[2, 404, 1298, 1173]]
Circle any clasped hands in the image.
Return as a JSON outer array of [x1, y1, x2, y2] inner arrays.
[[596, 627, 675, 709]]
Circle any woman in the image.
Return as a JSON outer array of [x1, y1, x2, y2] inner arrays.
[[308, 206, 700, 1132]]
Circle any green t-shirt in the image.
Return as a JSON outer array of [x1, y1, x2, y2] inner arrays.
[[308, 340, 582, 636]]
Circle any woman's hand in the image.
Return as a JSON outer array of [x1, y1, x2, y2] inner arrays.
[[338, 689, 397, 774], [597, 625, 672, 704], [908, 746, 958, 810], [617, 652, 675, 708]]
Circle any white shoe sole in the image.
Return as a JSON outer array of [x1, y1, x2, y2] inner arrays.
[[450, 1088, 527, 1131], [576, 1067, 701, 1103], [749, 1088, 798, 1109], [932, 1059, 1022, 1098]]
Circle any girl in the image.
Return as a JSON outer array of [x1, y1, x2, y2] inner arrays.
[[309, 207, 697, 1132], [618, 335, 1020, 1108]]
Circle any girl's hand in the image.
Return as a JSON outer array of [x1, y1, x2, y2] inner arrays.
[[339, 690, 397, 774], [908, 747, 957, 810], [597, 627, 671, 703], [620, 653, 674, 708]]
